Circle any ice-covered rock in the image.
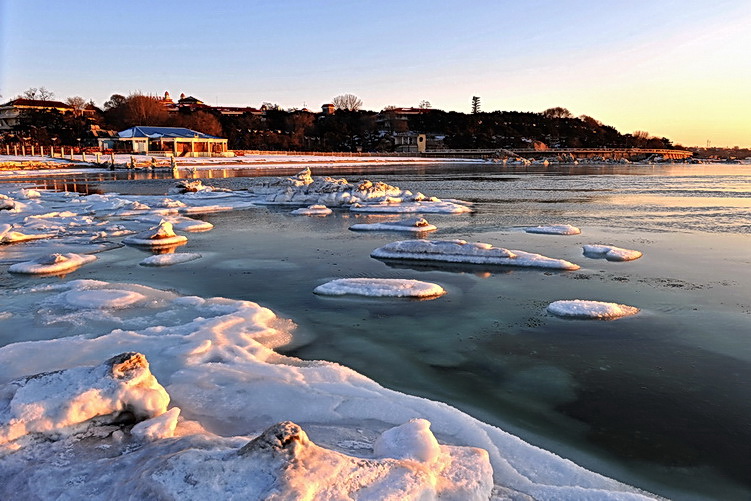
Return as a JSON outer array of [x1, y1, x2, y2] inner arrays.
[[583, 244, 643, 261], [140, 253, 202, 267], [314, 278, 446, 298], [525, 224, 581, 235], [350, 217, 437, 232], [291, 204, 333, 216], [0, 352, 169, 447], [7, 252, 96, 275], [372, 239, 580, 270], [122, 220, 188, 247], [547, 300, 640, 319]]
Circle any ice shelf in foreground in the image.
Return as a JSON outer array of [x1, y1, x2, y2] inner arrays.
[[350, 217, 437, 232], [371, 239, 581, 270], [122, 220, 188, 247], [0, 352, 170, 448], [8, 252, 96, 274], [0, 279, 656, 499], [525, 224, 581, 235], [291, 204, 333, 216], [547, 299, 640, 319], [314, 278, 446, 298], [583, 244, 643, 261]]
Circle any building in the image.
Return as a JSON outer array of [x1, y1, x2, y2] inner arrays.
[[0, 99, 77, 131], [112, 126, 229, 157]]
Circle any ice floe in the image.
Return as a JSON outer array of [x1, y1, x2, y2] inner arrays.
[[583, 244, 643, 261], [314, 278, 446, 298], [140, 253, 202, 267], [247, 168, 471, 213], [291, 204, 332, 216], [0, 280, 655, 500], [122, 220, 188, 247], [1, 224, 57, 244], [547, 299, 640, 319], [7, 252, 96, 275], [372, 239, 581, 270], [526, 224, 581, 235], [350, 217, 437, 232]]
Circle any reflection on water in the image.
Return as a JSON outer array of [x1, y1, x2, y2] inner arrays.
[[5, 162, 751, 500]]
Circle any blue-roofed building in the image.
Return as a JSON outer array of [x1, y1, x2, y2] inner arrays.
[[112, 126, 229, 157]]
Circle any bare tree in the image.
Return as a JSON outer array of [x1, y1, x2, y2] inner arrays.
[[20, 87, 55, 100], [66, 96, 88, 116], [332, 94, 363, 111], [104, 94, 126, 110], [418, 100, 432, 109], [471, 96, 481, 114], [542, 107, 573, 119]]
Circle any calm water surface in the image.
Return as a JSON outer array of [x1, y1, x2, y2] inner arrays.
[[5, 163, 751, 500]]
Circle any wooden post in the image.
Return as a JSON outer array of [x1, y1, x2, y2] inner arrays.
[[31, 145, 35, 156], [70, 149, 74, 160], [13, 145, 18, 156], [110, 152, 115, 166], [82, 151, 87, 162], [96, 152, 101, 163], [5, 144, 9, 155], [21, 145, 26, 156]]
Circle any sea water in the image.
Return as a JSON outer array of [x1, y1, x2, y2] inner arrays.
[[4, 162, 751, 500]]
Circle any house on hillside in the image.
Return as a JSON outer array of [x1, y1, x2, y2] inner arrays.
[[111, 126, 229, 157], [0, 98, 96, 131]]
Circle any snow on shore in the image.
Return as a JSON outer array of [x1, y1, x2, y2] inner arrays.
[[372, 239, 581, 270], [314, 278, 446, 298], [0, 280, 655, 500]]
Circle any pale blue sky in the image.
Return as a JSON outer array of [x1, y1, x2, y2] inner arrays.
[[2, 0, 750, 146]]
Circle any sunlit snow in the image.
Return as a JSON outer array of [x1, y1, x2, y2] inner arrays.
[[291, 204, 333, 216], [350, 217, 437, 232], [583, 244, 643, 261], [8, 252, 96, 275], [526, 224, 581, 235], [547, 300, 640, 319], [314, 278, 446, 298], [140, 253, 202, 267]]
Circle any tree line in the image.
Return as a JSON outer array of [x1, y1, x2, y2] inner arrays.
[[2, 89, 678, 152]]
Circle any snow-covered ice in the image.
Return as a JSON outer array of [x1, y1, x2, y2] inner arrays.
[[350, 217, 437, 233], [314, 278, 446, 298], [140, 253, 202, 267], [8, 252, 96, 275], [0, 279, 655, 500], [372, 239, 581, 270], [122, 220, 188, 247], [291, 204, 333, 216], [526, 224, 582, 235], [583, 244, 643, 262], [547, 300, 640, 319]]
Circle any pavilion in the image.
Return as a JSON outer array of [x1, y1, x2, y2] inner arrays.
[[113, 126, 229, 157]]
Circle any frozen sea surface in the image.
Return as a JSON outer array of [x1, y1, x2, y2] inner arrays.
[[2, 163, 751, 500]]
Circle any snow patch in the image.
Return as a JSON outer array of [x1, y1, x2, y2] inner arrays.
[[526, 224, 581, 235], [140, 253, 202, 267], [350, 217, 437, 232], [583, 244, 643, 262], [547, 300, 640, 319], [314, 278, 446, 298]]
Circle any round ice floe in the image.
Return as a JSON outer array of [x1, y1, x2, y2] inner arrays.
[[371, 239, 580, 270], [122, 220, 188, 247], [526, 224, 581, 235], [8, 253, 96, 275], [140, 253, 202, 267], [583, 244, 642, 262], [350, 217, 437, 232], [314, 278, 446, 298], [291, 204, 332, 216], [547, 300, 639, 319], [63, 289, 147, 309]]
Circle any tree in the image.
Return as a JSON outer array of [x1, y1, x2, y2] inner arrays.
[[332, 94, 363, 111], [103, 94, 126, 110], [418, 100, 432, 109], [471, 96, 481, 114], [20, 87, 55, 100], [542, 107, 573, 119], [66, 96, 88, 116]]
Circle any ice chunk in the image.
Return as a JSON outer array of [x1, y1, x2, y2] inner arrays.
[[526, 224, 581, 235], [0, 352, 169, 447], [8, 253, 96, 275], [372, 239, 580, 270], [583, 244, 643, 261], [62, 289, 146, 309], [291, 204, 333, 216], [314, 278, 446, 298], [373, 418, 441, 462], [140, 253, 202, 267], [122, 220, 188, 247], [350, 217, 437, 232], [547, 299, 640, 319], [0, 224, 56, 244], [131, 407, 181, 440]]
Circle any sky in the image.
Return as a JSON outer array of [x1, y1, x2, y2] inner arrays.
[[1, 0, 750, 147]]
